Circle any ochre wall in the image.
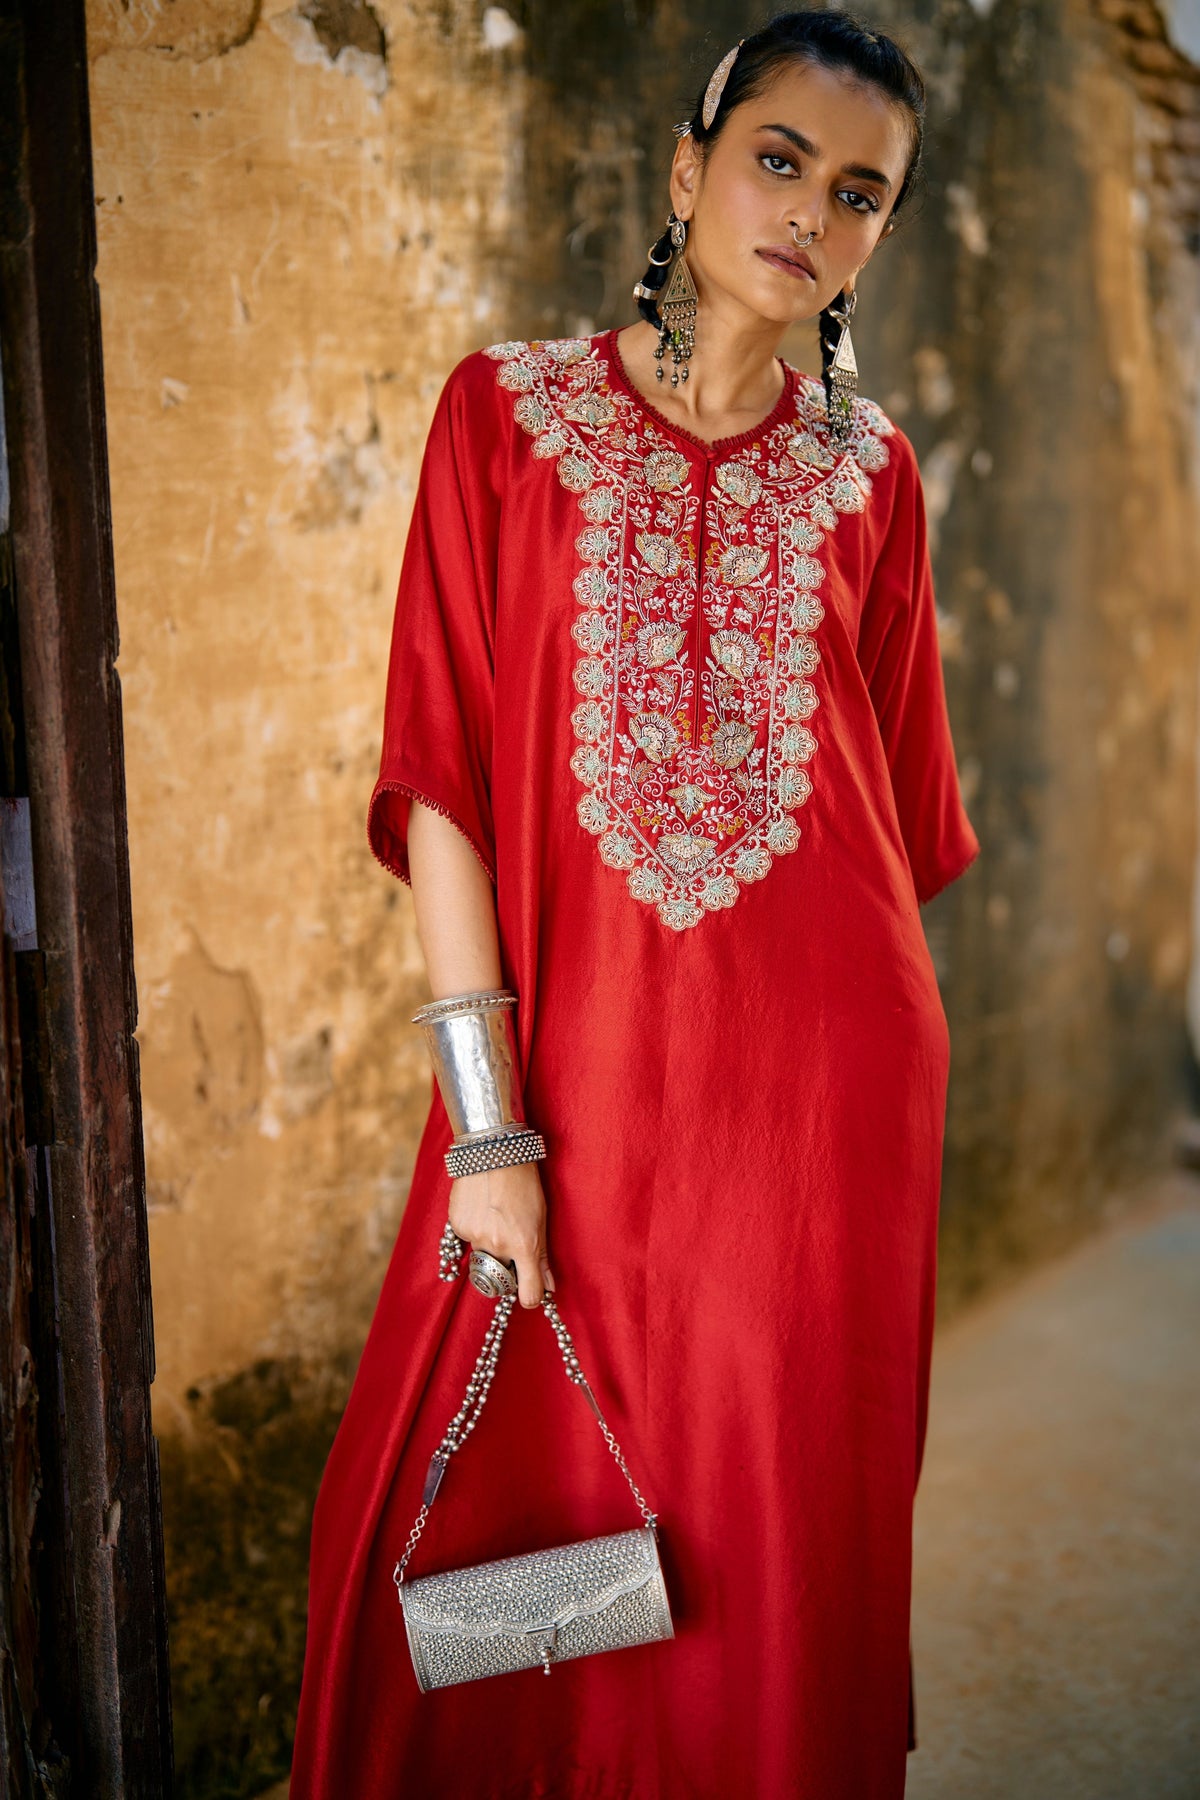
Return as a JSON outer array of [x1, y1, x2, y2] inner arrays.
[[85, 0, 1200, 1790], [86, 6, 531, 1780], [88, 0, 529, 1413]]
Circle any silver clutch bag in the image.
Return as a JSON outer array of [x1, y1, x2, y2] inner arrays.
[[393, 1292, 674, 1692]]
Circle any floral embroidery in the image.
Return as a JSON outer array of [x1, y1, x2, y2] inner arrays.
[[485, 336, 893, 932]]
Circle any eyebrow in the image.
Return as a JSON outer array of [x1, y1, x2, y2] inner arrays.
[[756, 122, 894, 193]]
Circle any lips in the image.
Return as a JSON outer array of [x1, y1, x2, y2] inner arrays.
[[758, 246, 817, 282]]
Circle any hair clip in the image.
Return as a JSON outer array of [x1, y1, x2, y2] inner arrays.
[[702, 39, 744, 130]]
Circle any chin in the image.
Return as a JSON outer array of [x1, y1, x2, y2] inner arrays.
[[724, 264, 812, 326], [744, 283, 817, 330]]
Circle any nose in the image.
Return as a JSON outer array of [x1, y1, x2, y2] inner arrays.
[[788, 213, 824, 246]]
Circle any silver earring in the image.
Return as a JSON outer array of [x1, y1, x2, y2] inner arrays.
[[654, 213, 698, 387], [821, 288, 858, 452]]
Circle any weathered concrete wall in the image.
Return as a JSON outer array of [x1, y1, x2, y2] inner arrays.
[[858, 0, 1200, 1309], [85, 2, 529, 1784], [84, 0, 1199, 1789]]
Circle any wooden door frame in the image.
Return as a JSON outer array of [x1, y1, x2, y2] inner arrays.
[[0, 0, 173, 1791]]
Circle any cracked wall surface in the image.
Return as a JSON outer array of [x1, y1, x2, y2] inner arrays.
[[86, 6, 526, 1782], [84, 0, 1200, 1789], [88, 0, 265, 59], [87, 0, 524, 1422]]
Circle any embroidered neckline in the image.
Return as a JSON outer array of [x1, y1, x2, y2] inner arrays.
[[604, 328, 800, 458], [485, 335, 893, 932]]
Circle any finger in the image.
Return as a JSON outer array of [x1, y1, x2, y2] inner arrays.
[[539, 1257, 556, 1296], [514, 1247, 545, 1310]]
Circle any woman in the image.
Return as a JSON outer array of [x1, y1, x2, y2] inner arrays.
[[291, 12, 979, 1798]]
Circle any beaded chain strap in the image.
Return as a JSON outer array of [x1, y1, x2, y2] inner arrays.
[[393, 1294, 656, 1587]]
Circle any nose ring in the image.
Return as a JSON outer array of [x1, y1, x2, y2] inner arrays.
[[791, 225, 816, 247]]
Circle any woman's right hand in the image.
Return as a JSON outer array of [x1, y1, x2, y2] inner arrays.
[[448, 1160, 555, 1309]]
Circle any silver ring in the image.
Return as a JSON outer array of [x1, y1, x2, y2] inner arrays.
[[792, 226, 816, 247], [468, 1249, 519, 1298]]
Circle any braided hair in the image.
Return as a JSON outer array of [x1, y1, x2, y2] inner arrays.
[[635, 218, 682, 329]]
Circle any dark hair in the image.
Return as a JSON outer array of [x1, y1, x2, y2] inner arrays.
[[635, 9, 927, 372], [689, 10, 926, 219]]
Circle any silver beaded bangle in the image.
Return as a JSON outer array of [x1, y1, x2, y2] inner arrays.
[[443, 1125, 547, 1181]]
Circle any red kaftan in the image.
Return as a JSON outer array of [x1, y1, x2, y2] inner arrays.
[[290, 329, 979, 1800]]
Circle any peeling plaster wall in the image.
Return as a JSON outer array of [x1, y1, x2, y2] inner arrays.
[[84, 0, 1200, 1788], [88, 0, 525, 1420], [846, 0, 1200, 1305], [87, 10, 527, 1779]]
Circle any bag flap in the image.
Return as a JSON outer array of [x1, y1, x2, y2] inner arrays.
[[402, 1526, 659, 1639]]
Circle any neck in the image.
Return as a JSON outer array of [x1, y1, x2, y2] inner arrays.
[[619, 291, 791, 435]]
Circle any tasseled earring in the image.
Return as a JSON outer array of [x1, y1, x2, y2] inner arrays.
[[819, 288, 859, 452], [654, 214, 698, 386], [632, 212, 699, 386]]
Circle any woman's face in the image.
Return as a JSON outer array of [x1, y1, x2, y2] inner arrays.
[[671, 59, 913, 327]]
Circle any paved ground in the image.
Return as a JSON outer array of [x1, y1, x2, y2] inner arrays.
[[906, 1173, 1200, 1799]]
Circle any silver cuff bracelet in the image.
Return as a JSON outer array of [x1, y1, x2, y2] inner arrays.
[[411, 989, 523, 1139], [412, 990, 546, 1179]]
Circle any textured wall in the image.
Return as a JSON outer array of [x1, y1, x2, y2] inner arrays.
[[86, 2, 529, 1784], [858, 0, 1200, 1306], [84, 0, 1199, 1790]]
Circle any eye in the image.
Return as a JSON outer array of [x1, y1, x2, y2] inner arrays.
[[759, 152, 797, 177], [838, 188, 880, 215]]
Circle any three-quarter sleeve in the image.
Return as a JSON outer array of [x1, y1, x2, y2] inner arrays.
[[857, 428, 980, 905], [366, 357, 499, 887]]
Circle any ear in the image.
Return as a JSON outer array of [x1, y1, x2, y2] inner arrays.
[[669, 133, 702, 222]]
